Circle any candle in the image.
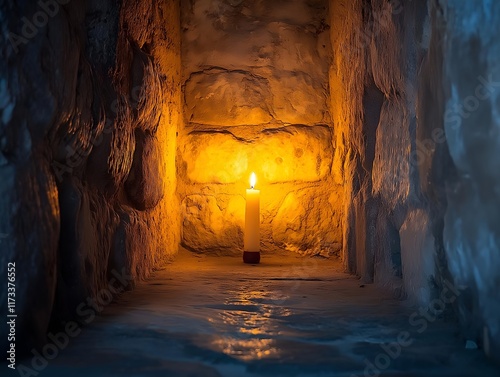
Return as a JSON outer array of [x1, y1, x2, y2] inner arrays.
[[244, 172, 260, 264]]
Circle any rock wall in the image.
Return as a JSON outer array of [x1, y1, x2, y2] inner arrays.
[[437, 0, 500, 361], [331, 0, 500, 362], [179, 0, 343, 256], [330, 0, 436, 300], [0, 0, 182, 354], [1, 0, 498, 364]]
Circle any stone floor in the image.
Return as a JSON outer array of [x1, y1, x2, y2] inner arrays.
[[30, 249, 499, 377]]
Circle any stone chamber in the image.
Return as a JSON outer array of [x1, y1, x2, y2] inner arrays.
[[1, 0, 500, 376]]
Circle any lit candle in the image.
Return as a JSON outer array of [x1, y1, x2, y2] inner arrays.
[[244, 172, 260, 264]]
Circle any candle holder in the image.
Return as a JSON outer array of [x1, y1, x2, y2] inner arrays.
[[243, 251, 260, 264]]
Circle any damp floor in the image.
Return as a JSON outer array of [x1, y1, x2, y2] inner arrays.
[[32, 249, 499, 377]]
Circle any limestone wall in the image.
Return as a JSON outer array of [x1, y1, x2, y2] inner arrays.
[[179, 0, 343, 256], [0, 0, 182, 353]]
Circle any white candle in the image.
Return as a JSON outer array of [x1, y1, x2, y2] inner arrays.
[[244, 172, 260, 251]]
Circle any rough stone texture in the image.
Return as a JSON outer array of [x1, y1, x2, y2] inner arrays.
[[182, 0, 332, 127], [185, 71, 274, 126], [332, 0, 500, 363], [373, 213, 403, 294], [371, 99, 411, 210], [185, 69, 330, 126], [0, 162, 60, 351], [400, 209, 436, 306], [272, 189, 342, 256], [1, 0, 499, 367], [125, 131, 165, 210], [329, 0, 368, 275], [181, 195, 245, 253], [437, 0, 500, 362], [0, 0, 182, 354], [329, 0, 427, 296], [179, 0, 342, 256], [180, 126, 333, 184]]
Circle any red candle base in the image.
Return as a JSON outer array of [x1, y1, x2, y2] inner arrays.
[[243, 251, 260, 264]]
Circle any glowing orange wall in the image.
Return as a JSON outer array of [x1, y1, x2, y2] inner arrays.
[[178, 0, 343, 256]]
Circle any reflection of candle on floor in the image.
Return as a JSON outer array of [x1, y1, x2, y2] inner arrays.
[[244, 172, 260, 264]]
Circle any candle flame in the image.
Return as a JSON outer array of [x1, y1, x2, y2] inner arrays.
[[250, 172, 257, 188]]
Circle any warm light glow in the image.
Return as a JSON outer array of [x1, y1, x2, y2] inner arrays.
[[250, 172, 257, 189], [208, 290, 287, 361]]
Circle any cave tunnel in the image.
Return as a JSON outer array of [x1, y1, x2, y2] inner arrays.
[[1, 0, 500, 376]]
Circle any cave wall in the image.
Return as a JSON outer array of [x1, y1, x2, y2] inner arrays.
[[0, 0, 181, 353], [1, 0, 498, 363], [330, 0, 438, 302], [179, 0, 343, 256], [437, 0, 500, 361], [331, 0, 500, 361]]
